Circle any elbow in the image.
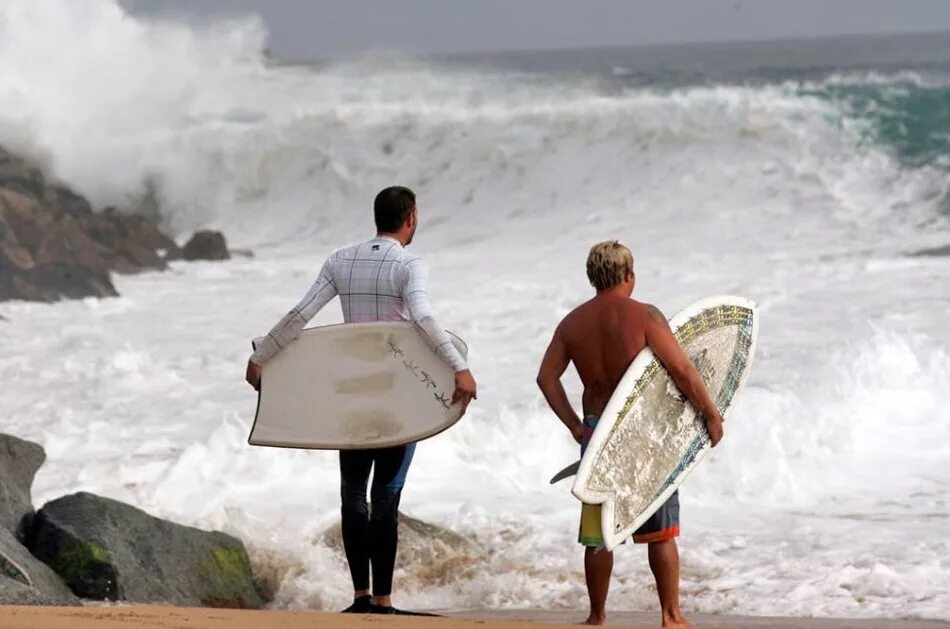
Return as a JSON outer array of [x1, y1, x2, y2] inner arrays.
[[536, 373, 551, 393]]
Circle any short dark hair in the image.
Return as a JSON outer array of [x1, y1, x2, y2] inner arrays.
[[374, 186, 416, 233]]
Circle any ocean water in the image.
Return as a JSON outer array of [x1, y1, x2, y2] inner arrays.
[[1, 1, 949, 620]]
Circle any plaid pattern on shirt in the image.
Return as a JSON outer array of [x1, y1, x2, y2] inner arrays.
[[250, 236, 467, 372]]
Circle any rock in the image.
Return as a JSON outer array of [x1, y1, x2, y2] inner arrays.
[[161, 246, 183, 261], [49, 185, 93, 218], [80, 209, 172, 274], [1, 144, 184, 302], [322, 512, 482, 586], [30, 492, 261, 608], [910, 244, 950, 257], [0, 527, 79, 605], [0, 434, 46, 541], [182, 230, 230, 261], [0, 149, 46, 199], [0, 186, 117, 302]]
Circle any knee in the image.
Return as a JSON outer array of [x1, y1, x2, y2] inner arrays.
[[369, 490, 400, 522], [341, 484, 368, 515]]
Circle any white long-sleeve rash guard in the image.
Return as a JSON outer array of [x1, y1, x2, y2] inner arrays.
[[250, 236, 468, 373]]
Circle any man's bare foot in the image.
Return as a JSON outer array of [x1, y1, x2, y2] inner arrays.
[[579, 613, 606, 625], [661, 611, 692, 628]]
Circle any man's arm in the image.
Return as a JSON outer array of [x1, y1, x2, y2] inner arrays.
[[644, 304, 724, 446], [536, 326, 585, 444], [245, 257, 338, 389], [403, 258, 477, 413]]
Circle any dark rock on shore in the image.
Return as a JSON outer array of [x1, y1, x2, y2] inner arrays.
[[0, 527, 79, 606], [182, 230, 230, 261], [0, 434, 46, 541], [0, 186, 117, 301], [0, 146, 46, 199], [0, 433, 79, 606], [0, 145, 187, 303], [909, 243, 950, 257], [81, 208, 181, 273], [30, 492, 261, 608]]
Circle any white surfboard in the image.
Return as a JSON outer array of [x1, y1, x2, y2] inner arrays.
[[248, 322, 468, 450], [570, 295, 758, 550]]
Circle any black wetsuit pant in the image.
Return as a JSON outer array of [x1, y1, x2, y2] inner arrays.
[[339, 444, 415, 597]]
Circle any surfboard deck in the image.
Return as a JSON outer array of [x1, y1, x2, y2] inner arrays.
[[248, 321, 467, 450], [570, 295, 758, 550]]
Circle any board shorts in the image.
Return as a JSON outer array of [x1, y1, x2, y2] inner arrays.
[[578, 416, 680, 547]]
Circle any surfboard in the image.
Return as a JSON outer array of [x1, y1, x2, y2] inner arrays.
[[568, 295, 758, 550], [248, 322, 468, 450]]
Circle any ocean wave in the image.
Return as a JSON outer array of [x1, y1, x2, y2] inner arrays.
[[2, 0, 948, 242]]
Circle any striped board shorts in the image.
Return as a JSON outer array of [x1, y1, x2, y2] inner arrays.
[[577, 416, 680, 547]]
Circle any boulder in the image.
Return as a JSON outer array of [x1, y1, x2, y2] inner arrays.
[[910, 244, 950, 257], [322, 512, 482, 585], [0, 527, 79, 605], [0, 187, 117, 302], [0, 434, 46, 541], [30, 492, 261, 608], [79, 209, 173, 274], [182, 230, 230, 261]]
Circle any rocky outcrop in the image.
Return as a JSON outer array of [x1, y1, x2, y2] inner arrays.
[[0, 527, 79, 606], [0, 185, 117, 301], [0, 434, 79, 606], [81, 208, 179, 273], [30, 492, 261, 608], [182, 230, 230, 261], [0, 145, 184, 303], [0, 434, 46, 541]]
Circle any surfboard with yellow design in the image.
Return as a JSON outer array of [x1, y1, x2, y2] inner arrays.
[[567, 296, 758, 550]]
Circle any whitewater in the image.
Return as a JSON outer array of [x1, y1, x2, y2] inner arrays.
[[1, 1, 949, 620]]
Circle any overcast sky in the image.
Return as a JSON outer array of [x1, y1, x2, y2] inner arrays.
[[124, 0, 950, 60]]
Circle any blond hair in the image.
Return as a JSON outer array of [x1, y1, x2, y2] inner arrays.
[[586, 240, 633, 291]]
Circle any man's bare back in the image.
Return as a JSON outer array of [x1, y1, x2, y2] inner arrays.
[[557, 294, 650, 417], [536, 250, 723, 447]]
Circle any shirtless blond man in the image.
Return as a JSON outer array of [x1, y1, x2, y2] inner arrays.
[[536, 241, 724, 627]]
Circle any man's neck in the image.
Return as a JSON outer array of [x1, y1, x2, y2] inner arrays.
[[596, 286, 631, 299], [376, 232, 406, 246]]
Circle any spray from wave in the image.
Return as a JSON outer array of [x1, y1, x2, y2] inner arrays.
[[2, 1, 947, 244]]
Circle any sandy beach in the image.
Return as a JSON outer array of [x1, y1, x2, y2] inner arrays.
[[0, 607, 947, 629]]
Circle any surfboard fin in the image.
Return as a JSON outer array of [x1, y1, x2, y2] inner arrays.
[[549, 460, 581, 484]]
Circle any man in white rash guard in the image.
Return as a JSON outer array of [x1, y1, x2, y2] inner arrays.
[[245, 186, 477, 615]]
